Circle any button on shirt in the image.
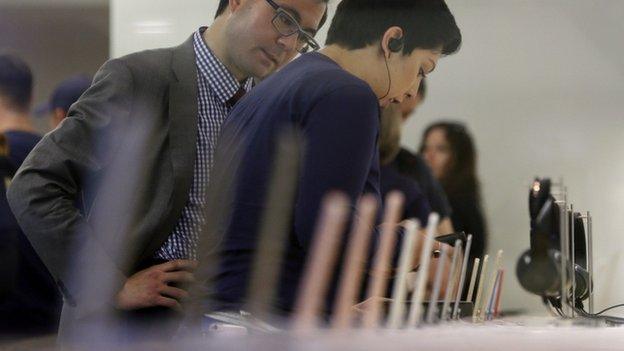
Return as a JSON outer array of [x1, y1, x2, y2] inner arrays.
[[155, 28, 253, 260]]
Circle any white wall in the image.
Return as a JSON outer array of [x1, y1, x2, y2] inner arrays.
[[111, 0, 624, 315], [405, 0, 624, 315], [110, 0, 217, 58]]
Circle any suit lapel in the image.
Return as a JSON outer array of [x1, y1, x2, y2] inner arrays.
[[140, 35, 199, 261]]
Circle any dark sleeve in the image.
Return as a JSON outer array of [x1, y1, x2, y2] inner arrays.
[[404, 185, 432, 228], [414, 155, 452, 219], [450, 194, 487, 258], [6, 59, 134, 309], [293, 85, 380, 249], [380, 164, 431, 226]]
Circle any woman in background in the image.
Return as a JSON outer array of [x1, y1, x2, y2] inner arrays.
[[419, 122, 487, 259]]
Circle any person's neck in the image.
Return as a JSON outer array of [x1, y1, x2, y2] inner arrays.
[[319, 45, 387, 98], [202, 18, 247, 82], [0, 107, 36, 134]]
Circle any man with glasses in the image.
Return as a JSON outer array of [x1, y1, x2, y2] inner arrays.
[[8, 0, 327, 339], [265, 0, 321, 53], [211, 0, 325, 80]]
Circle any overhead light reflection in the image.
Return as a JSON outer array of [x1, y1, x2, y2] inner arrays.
[[133, 21, 173, 34]]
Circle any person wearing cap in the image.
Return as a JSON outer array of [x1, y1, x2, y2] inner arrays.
[[0, 53, 62, 337], [37, 75, 91, 129]]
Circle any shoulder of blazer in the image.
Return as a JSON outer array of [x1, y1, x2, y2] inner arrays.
[[111, 34, 196, 85]]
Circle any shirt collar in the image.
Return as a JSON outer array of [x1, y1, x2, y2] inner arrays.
[[193, 27, 253, 105]]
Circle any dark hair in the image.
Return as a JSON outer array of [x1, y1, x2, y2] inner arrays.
[[215, 0, 330, 31], [216, 0, 229, 18], [379, 104, 403, 166], [326, 0, 461, 56], [0, 53, 33, 112], [417, 78, 427, 100], [419, 121, 478, 197]]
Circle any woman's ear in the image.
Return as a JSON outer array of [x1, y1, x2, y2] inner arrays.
[[380, 26, 405, 58]]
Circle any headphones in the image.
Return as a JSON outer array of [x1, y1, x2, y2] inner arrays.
[[516, 178, 590, 305], [388, 36, 404, 53], [378, 36, 404, 102], [516, 247, 590, 302]]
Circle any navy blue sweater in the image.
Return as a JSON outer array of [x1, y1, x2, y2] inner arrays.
[[212, 52, 381, 314]]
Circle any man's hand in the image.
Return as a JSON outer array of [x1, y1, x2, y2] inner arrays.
[[115, 259, 198, 311]]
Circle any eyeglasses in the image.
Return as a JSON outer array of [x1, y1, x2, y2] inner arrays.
[[265, 0, 320, 53]]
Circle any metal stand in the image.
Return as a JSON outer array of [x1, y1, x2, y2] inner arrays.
[[552, 182, 595, 318], [581, 211, 594, 314], [554, 183, 573, 318], [525, 178, 595, 320], [569, 204, 576, 317]]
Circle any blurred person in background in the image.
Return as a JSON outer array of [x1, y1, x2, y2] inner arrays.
[[0, 53, 61, 338], [419, 121, 487, 260], [35, 75, 91, 130], [379, 81, 463, 301], [379, 101, 431, 227], [383, 79, 454, 234], [7, 0, 329, 339]]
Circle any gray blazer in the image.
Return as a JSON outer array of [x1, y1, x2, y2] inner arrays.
[[7, 35, 199, 321]]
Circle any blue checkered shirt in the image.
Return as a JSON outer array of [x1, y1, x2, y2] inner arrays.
[[155, 28, 253, 260]]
